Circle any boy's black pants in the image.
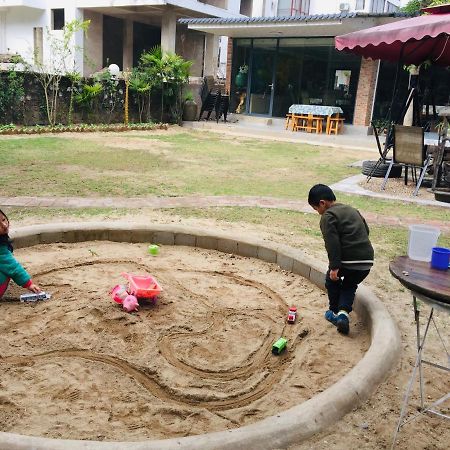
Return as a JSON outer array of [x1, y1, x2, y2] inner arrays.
[[325, 267, 370, 314]]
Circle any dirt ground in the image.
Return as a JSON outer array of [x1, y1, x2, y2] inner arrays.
[[360, 175, 437, 201], [1, 214, 449, 449], [0, 238, 370, 442]]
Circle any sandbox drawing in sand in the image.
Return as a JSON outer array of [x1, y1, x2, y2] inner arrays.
[[0, 241, 369, 442]]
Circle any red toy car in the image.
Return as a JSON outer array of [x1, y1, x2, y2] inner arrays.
[[287, 306, 297, 324]]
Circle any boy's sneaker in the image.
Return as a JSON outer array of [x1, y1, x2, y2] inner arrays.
[[336, 311, 350, 335], [324, 310, 338, 326]]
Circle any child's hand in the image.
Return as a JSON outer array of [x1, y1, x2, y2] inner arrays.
[[329, 269, 340, 281], [28, 283, 41, 293]]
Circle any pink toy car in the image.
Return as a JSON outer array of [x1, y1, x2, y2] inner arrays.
[[121, 273, 162, 300], [287, 306, 297, 324]]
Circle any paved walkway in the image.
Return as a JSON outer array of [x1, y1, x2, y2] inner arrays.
[[1, 193, 448, 233], [184, 118, 378, 152]]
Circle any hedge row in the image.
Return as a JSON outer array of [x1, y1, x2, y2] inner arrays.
[[0, 122, 169, 135]]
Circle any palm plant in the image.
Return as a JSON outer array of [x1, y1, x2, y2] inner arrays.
[[66, 71, 81, 125], [139, 46, 192, 123], [129, 69, 152, 122]]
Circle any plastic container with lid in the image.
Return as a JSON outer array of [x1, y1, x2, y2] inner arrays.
[[407, 225, 441, 262]]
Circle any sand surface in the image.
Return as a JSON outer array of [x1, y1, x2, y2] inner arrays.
[[0, 241, 369, 442]]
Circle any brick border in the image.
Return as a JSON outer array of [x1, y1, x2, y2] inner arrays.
[[1, 222, 401, 450]]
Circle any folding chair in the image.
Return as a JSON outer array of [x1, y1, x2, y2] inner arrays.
[[366, 121, 394, 182], [381, 125, 432, 196]]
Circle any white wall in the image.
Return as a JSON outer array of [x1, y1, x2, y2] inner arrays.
[[228, 0, 242, 14], [2, 0, 245, 76], [252, 0, 278, 17], [285, 0, 401, 15], [4, 7, 45, 59], [3, 4, 87, 73]]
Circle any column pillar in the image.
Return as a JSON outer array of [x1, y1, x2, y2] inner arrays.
[[353, 58, 379, 126], [161, 11, 177, 53], [73, 8, 84, 74], [203, 33, 219, 78], [83, 10, 103, 76], [0, 9, 6, 54], [123, 19, 133, 71], [225, 37, 233, 95]]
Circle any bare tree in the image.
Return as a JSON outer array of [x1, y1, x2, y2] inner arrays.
[[26, 19, 90, 126]]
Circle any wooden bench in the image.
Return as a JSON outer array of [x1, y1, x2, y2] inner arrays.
[[285, 113, 293, 130], [295, 114, 323, 133], [327, 115, 345, 134]]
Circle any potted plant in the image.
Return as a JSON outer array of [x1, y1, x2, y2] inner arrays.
[[182, 91, 198, 121], [235, 64, 248, 89]]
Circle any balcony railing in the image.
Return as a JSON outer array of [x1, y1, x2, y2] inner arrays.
[[277, 0, 310, 17]]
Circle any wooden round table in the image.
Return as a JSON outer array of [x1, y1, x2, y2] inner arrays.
[[389, 256, 449, 447], [390, 256, 450, 307]]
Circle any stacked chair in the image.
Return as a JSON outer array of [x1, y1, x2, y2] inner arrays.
[[198, 76, 229, 123]]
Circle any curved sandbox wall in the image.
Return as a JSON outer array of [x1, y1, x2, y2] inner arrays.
[[1, 222, 401, 450]]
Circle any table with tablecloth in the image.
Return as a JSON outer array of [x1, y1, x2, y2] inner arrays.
[[287, 105, 344, 134], [288, 105, 343, 116]]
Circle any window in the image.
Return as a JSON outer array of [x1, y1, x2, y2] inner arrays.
[[52, 9, 64, 30], [355, 0, 365, 10], [371, 0, 385, 13], [277, 0, 310, 17]]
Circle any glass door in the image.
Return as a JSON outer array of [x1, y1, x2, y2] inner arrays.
[[247, 39, 277, 116]]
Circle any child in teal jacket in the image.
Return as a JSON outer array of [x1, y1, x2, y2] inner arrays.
[[0, 209, 40, 298]]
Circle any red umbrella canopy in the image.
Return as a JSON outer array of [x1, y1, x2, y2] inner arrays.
[[335, 6, 450, 66]]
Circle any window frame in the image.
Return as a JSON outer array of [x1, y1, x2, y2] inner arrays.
[[51, 8, 65, 31]]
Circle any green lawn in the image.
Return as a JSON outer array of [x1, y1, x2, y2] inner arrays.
[[0, 131, 360, 197], [0, 128, 448, 223]]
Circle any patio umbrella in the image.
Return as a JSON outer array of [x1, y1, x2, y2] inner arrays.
[[335, 5, 450, 67]]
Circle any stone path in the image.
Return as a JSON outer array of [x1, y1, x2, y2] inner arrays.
[[1, 194, 448, 233]]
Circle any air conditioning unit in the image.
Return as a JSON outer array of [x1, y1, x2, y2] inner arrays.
[[339, 3, 350, 12]]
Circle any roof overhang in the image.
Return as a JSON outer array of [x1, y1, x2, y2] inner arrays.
[[178, 13, 411, 39], [0, 0, 45, 9], [76, 0, 245, 27]]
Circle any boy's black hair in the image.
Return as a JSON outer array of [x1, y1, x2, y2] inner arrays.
[[0, 208, 9, 223], [308, 184, 336, 206], [0, 208, 13, 252]]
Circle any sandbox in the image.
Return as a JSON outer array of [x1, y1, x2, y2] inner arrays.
[[0, 223, 401, 450]]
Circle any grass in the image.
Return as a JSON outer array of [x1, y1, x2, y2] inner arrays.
[[0, 128, 449, 224], [0, 131, 361, 198]]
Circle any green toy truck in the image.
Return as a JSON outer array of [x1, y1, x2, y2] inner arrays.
[[272, 337, 287, 355]]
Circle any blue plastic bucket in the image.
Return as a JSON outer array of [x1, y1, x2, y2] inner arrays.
[[430, 247, 450, 270]]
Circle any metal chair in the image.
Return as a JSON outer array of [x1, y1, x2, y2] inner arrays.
[[366, 121, 394, 182], [381, 125, 432, 196]]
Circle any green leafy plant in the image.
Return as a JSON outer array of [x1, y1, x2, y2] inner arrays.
[[129, 70, 152, 122], [0, 59, 25, 124], [238, 64, 248, 74], [66, 71, 82, 125], [74, 82, 103, 117], [401, 0, 449, 13], [138, 46, 192, 123], [26, 19, 90, 126], [95, 70, 123, 124], [184, 90, 194, 102]]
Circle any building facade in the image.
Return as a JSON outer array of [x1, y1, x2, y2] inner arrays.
[[181, 2, 404, 126], [5, 0, 430, 129], [0, 0, 245, 77]]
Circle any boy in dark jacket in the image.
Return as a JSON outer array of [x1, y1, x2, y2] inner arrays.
[[308, 184, 374, 335]]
